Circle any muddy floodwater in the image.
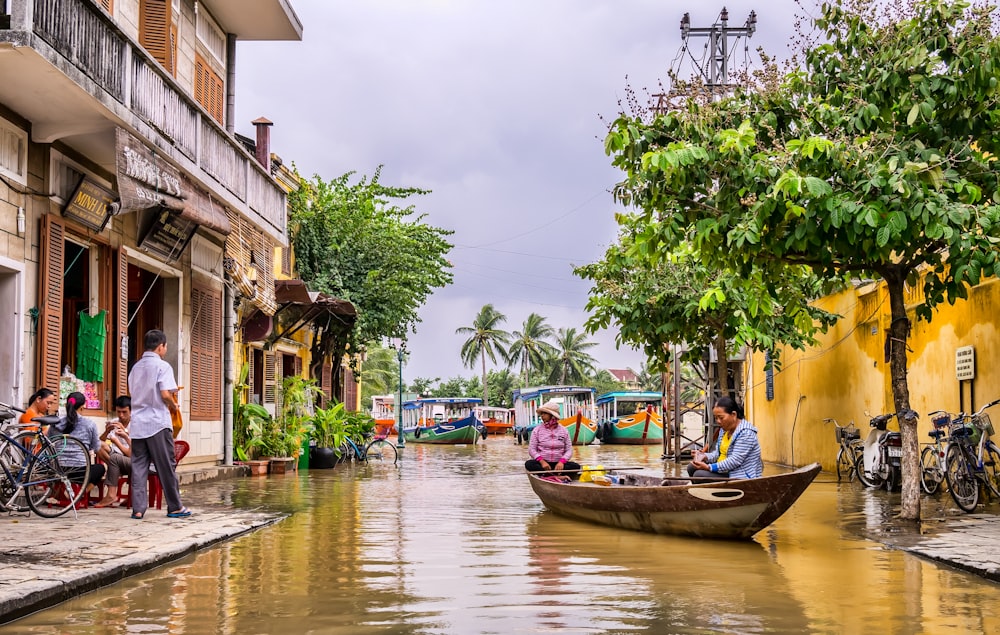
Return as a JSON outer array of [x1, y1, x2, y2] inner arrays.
[[7, 438, 1000, 634]]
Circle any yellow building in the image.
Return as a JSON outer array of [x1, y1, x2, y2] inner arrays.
[[746, 276, 1000, 472]]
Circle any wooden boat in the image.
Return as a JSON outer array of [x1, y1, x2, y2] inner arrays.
[[371, 394, 397, 436], [476, 406, 514, 435], [401, 397, 486, 444], [512, 385, 598, 445], [596, 391, 664, 445], [527, 463, 822, 540]]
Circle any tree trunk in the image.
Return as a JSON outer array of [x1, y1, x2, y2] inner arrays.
[[481, 349, 489, 406], [883, 267, 920, 520]]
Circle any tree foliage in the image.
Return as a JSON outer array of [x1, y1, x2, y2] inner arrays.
[[457, 304, 511, 405], [289, 168, 453, 387], [603, 0, 1000, 519], [546, 327, 599, 385], [505, 313, 557, 385]]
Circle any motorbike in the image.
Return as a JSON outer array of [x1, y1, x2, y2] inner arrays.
[[857, 412, 903, 490]]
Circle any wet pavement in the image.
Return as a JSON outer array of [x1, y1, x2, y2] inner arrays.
[[2, 462, 1000, 625]]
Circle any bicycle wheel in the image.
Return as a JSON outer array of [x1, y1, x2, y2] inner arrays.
[[945, 444, 978, 512], [365, 438, 398, 465], [855, 454, 884, 489], [920, 446, 943, 495], [835, 447, 851, 482], [981, 441, 1000, 498], [0, 431, 41, 512], [26, 436, 90, 518]]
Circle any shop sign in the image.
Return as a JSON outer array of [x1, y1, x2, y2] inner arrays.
[[956, 346, 975, 381], [62, 177, 117, 231], [139, 208, 198, 262], [115, 128, 184, 213]]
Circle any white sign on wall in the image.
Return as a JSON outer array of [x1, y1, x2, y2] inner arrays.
[[956, 346, 975, 381]]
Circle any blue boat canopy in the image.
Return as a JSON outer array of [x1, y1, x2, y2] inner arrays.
[[596, 391, 663, 406]]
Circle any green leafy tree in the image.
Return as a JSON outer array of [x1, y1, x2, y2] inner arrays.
[[486, 368, 517, 408], [288, 169, 453, 397], [409, 377, 439, 396], [457, 304, 511, 405], [603, 0, 1000, 519], [360, 344, 397, 406], [589, 369, 625, 397], [545, 327, 598, 385], [632, 362, 662, 392], [432, 376, 475, 398], [577, 225, 838, 399], [506, 313, 556, 384]]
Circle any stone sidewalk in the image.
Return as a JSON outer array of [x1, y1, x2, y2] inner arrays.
[[899, 514, 1000, 583], [0, 465, 285, 624]]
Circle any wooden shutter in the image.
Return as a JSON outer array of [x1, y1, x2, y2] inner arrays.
[[195, 53, 225, 125], [37, 215, 65, 393], [281, 246, 292, 276], [293, 355, 302, 378], [116, 246, 128, 398], [344, 369, 358, 411], [98, 0, 114, 13], [263, 351, 280, 406], [139, 0, 173, 73], [190, 283, 222, 420], [321, 364, 332, 406]]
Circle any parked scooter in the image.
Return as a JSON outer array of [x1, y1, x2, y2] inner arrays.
[[856, 412, 903, 491]]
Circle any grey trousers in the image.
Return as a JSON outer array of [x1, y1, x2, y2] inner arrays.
[[103, 452, 131, 487], [131, 429, 182, 514]]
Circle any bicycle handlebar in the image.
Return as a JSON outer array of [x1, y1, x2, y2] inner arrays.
[[0, 401, 25, 414]]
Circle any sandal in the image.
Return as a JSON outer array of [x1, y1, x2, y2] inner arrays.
[[166, 507, 192, 518], [131, 511, 145, 519]]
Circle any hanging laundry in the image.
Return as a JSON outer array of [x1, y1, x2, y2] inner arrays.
[[76, 309, 107, 382]]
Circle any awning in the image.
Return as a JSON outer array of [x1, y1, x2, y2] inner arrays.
[[241, 279, 356, 342]]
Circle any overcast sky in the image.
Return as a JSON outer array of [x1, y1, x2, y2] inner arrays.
[[234, 0, 816, 384]]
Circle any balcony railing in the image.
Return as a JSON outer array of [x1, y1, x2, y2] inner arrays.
[[21, 0, 285, 241]]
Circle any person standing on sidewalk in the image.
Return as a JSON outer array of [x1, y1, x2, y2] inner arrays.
[[127, 329, 191, 519]]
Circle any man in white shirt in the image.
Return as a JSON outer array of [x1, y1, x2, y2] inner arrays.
[[127, 329, 190, 519], [95, 395, 132, 508]]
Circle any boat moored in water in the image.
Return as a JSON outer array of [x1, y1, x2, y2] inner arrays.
[[596, 391, 664, 445], [401, 397, 486, 444], [476, 406, 514, 435], [527, 463, 822, 540], [512, 386, 598, 445]]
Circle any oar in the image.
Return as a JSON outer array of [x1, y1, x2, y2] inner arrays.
[[499, 465, 649, 477]]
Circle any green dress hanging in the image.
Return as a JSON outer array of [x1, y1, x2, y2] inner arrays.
[[76, 309, 107, 383]]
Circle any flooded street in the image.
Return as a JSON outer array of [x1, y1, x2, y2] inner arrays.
[[7, 438, 1000, 634]]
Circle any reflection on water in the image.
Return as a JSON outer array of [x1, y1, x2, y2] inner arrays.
[[8, 441, 1000, 634]]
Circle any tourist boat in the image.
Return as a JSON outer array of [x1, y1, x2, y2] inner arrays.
[[401, 397, 486, 444], [596, 391, 664, 445], [526, 463, 822, 540], [512, 386, 598, 445], [371, 394, 396, 436], [476, 406, 514, 435]]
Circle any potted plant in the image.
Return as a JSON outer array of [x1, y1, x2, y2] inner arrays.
[[270, 376, 322, 474], [309, 402, 350, 469], [233, 363, 273, 475]]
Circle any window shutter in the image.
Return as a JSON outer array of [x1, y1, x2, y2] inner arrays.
[[116, 246, 128, 399], [344, 369, 358, 411], [37, 215, 65, 393], [321, 364, 332, 406], [263, 352, 280, 406], [293, 355, 302, 378], [281, 246, 292, 276], [139, 0, 173, 73], [195, 53, 225, 125], [190, 283, 222, 420], [98, 0, 113, 13]]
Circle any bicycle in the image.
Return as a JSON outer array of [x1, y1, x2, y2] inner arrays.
[[943, 398, 1000, 512], [825, 418, 862, 482], [921, 410, 957, 495], [0, 402, 92, 518], [339, 434, 398, 466]]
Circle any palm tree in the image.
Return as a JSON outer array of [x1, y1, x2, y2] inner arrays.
[[547, 327, 598, 385], [457, 304, 510, 405], [506, 313, 555, 385], [360, 345, 398, 407]]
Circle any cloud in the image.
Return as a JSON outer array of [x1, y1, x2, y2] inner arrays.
[[235, 0, 815, 383]]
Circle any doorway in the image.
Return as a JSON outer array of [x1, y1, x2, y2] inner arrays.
[[0, 263, 21, 405], [126, 263, 164, 371]]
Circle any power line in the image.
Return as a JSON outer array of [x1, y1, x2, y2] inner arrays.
[[472, 188, 610, 248]]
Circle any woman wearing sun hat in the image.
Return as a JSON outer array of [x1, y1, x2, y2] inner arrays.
[[525, 400, 581, 480]]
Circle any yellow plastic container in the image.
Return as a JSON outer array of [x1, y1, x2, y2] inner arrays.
[[580, 465, 593, 482], [593, 464, 606, 478]]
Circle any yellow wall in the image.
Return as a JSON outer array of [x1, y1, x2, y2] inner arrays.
[[747, 277, 1000, 471]]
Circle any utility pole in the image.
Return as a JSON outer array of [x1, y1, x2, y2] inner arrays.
[[681, 7, 757, 96]]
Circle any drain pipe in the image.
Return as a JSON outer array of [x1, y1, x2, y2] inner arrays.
[[789, 394, 806, 466], [223, 283, 236, 465]]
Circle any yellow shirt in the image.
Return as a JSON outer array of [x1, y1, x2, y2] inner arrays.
[[719, 430, 733, 463]]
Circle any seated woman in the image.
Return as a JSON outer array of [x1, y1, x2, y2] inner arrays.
[[525, 400, 581, 481], [687, 396, 763, 480], [20, 387, 57, 432], [46, 391, 106, 488]]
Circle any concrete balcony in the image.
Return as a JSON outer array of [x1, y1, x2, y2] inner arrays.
[[0, 0, 294, 243]]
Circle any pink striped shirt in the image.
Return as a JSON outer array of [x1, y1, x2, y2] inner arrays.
[[528, 421, 573, 463]]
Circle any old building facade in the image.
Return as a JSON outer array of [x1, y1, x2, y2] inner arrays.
[[0, 0, 302, 465]]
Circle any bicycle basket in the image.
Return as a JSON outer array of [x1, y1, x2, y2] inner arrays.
[[835, 425, 859, 444], [973, 413, 994, 437]]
